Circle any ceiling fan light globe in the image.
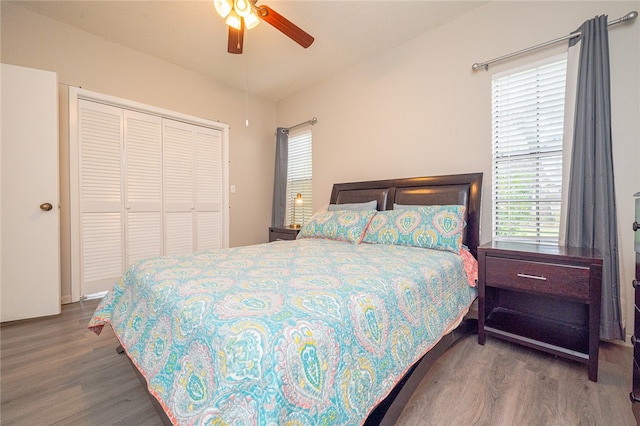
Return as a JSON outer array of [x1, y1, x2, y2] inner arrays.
[[244, 11, 260, 29], [213, 0, 233, 18], [225, 10, 242, 30], [234, 0, 251, 17]]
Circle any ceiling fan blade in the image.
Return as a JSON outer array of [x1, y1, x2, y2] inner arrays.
[[227, 20, 244, 54], [257, 5, 314, 48]]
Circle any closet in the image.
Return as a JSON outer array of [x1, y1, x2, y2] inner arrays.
[[71, 90, 228, 298]]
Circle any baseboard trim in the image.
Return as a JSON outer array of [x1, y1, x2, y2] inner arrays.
[[61, 295, 73, 305]]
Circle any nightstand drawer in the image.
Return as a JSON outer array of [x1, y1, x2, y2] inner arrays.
[[268, 227, 300, 242], [485, 256, 590, 300], [635, 255, 640, 311], [633, 360, 640, 401]]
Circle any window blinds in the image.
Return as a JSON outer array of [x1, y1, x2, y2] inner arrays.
[[491, 57, 567, 243], [286, 128, 312, 226]]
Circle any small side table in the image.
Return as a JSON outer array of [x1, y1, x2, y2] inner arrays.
[[477, 241, 602, 382], [268, 227, 300, 242]]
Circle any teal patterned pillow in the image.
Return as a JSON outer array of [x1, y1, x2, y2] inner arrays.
[[297, 210, 376, 243], [362, 205, 466, 252]]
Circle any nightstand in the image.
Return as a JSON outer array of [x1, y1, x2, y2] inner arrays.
[[268, 226, 300, 242], [477, 241, 603, 382], [631, 193, 640, 415]]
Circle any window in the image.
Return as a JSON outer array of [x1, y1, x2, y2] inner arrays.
[[285, 128, 312, 226], [491, 56, 567, 243]]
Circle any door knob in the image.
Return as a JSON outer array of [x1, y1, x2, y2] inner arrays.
[[634, 221, 639, 232], [40, 202, 53, 211]]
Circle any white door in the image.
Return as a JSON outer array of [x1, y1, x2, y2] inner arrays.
[[77, 100, 124, 296], [194, 124, 224, 251], [1, 63, 60, 322], [124, 110, 163, 265]]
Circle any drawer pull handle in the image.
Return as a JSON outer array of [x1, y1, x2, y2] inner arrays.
[[634, 279, 639, 289], [517, 273, 547, 281]]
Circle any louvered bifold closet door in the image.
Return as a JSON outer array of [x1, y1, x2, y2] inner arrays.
[[78, 100, 124, 295], [163, 119, 196, 255], [195, 125, 223, 251], [125, 110, 163, 265], [163, 119, 223, 255]]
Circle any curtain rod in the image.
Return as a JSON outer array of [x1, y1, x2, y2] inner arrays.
[[276, 117, 317, 134], [472, 10, 638, 71]]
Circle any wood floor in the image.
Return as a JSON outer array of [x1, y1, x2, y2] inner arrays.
[[1, 299, 637, 426]]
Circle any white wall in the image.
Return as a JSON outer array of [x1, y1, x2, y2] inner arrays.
[[276, 1, 640, 342], [1, 2, 277, 303]]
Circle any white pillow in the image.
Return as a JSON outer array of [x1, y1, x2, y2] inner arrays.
[[327, 200, 377, 211]]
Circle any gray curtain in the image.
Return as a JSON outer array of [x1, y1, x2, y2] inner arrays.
[[271, 128, 288, 227], [566, 15, 624, 341]]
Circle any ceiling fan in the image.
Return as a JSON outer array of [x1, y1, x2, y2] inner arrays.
[[213, 0, 314, 54]]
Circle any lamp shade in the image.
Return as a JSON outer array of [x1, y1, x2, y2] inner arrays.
[[244, 10, 260, 29], [225, 10, 242, 30], [290, 193, 303, 229], [213, 0, 233, 18], [234, 0, 252, 17]]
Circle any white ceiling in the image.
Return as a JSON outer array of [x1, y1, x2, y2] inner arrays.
[[11, 1, 488, 102]]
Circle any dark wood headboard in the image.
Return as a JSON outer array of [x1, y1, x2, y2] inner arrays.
[[329, 173, 483, 258]]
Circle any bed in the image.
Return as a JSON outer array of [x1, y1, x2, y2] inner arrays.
[[89, 172, 483, 425]]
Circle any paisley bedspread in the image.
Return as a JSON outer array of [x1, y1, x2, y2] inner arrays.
[[89, 238, 477, 425]]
